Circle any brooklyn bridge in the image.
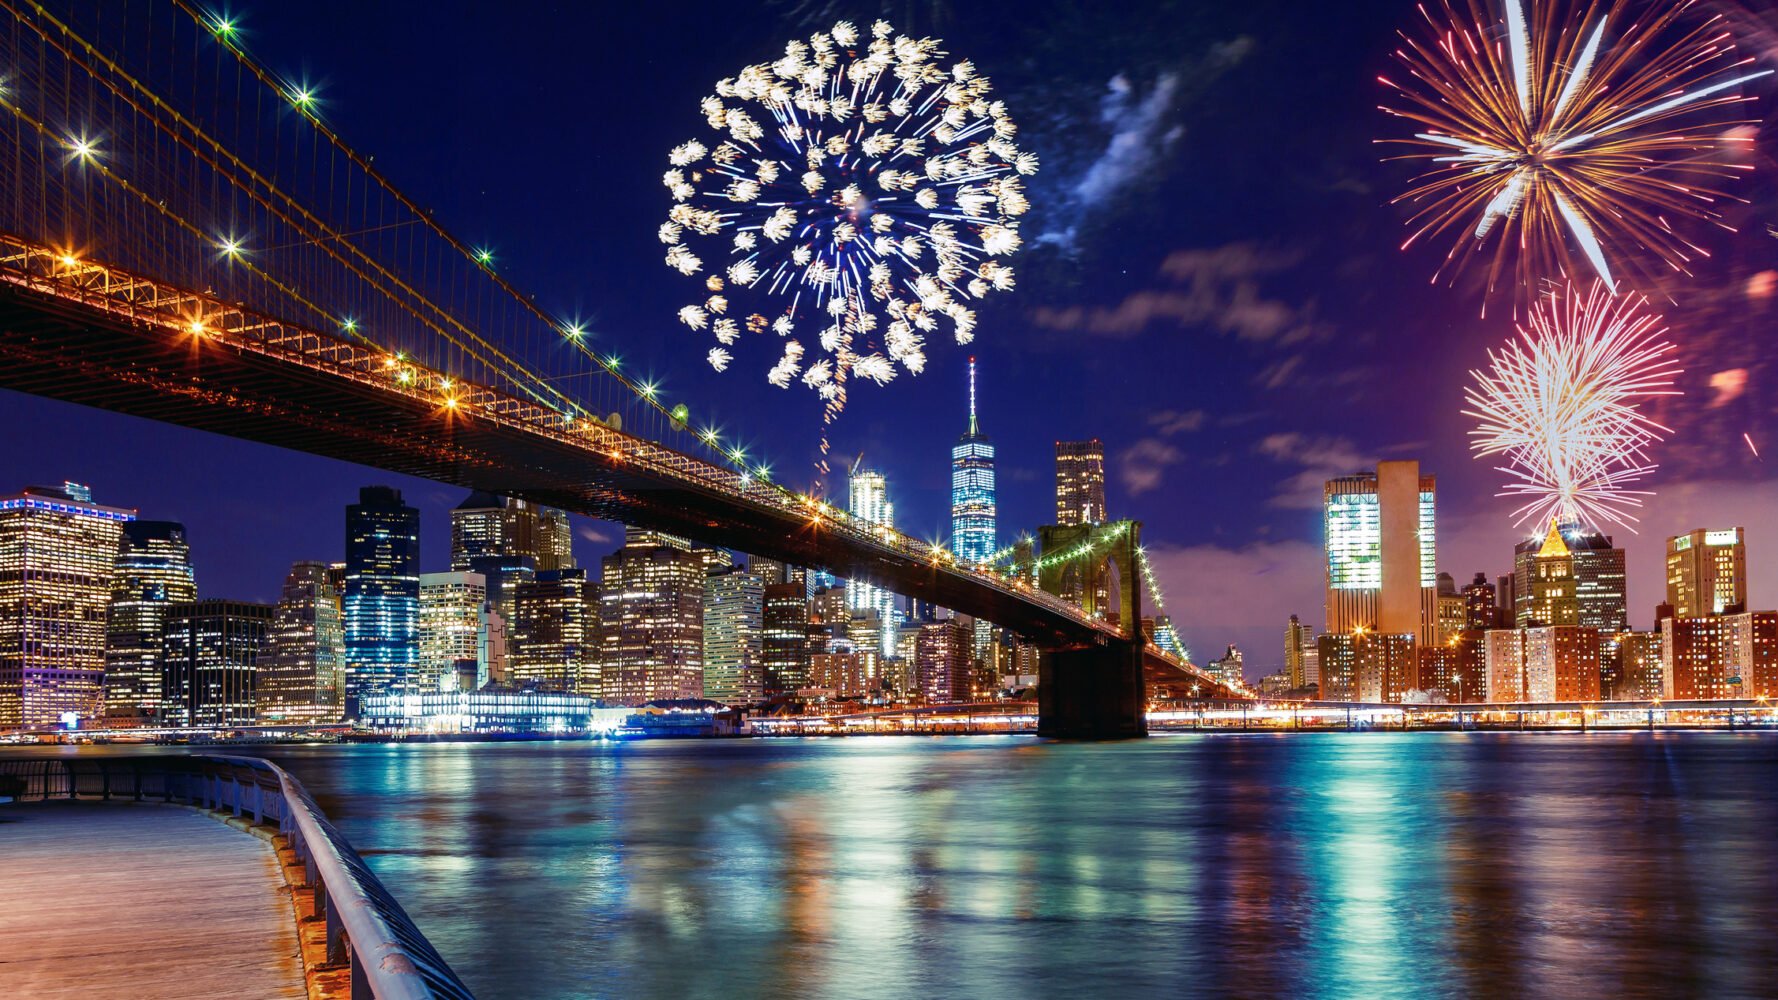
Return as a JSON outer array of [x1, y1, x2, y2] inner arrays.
[[0, 0, 1235, 737]]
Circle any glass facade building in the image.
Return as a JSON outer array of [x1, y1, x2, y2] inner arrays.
[[0, 484, 134, 727], [950, 358, 997, 564], [161, 599, 273, 727], [343, 486, 420, 710], [847, 470, 900, 657], [104, 519, 196, 720], [599, 529, 706, 705], [511, 568, 599, 695]]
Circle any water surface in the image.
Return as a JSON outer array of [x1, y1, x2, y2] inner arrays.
[[25, 734, 1778, 998]]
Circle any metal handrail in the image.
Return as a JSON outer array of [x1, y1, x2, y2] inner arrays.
[[0, 754, 474, 999]]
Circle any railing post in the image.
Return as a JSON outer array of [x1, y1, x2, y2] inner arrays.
[[350, 945, 372, 999]]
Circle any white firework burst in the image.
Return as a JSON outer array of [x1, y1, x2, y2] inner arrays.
[[659, 19, 1033, 411]]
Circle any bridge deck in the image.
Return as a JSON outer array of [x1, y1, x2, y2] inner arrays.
[[0, 801, 306, 999]]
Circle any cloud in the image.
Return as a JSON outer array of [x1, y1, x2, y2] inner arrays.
[[577, 523, 614, 544], [1255, 432, 1374, 509], [1117, 438, 1185, 495], [1029, 242, 1329, 346], [1148, 408, 1205, 436], [1038, 39, 1253, 249]]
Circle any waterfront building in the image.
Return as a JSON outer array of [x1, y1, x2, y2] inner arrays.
[[1666, 528, 1747, 617], [1462, 572, 1498, 630], [511, 569, 599, 694], [1055, 439, 1107, 526], [809, 651, 869, 698], [357, 687, 623, 735], [762, 581, 810, 695], [343, 486, 420, 709], [1300, 643, 1321, 691], [916, 618, 972, 704], [703, 567, 764, 706], [1660, 610, 1778, 699], [1205, 645, 1245, 689], [258, 562, 345, 725], [1355, 632, 1416, 703], [1316, 634, 1357, 701], [950, 358, 997, 564], [1615, 631, 1664, 700], [1323, 461, 1436, 645], [419, 572, 489, 693], [1418, 630, 1484, 703], [1284, 614, 1313, 689], [104, 520, 197, 720], [846, 469, 900, 657], [161, 600, 273, 727], [599, 529, 705, 705], [0, 483, 133, 727], [1485, 626, 1601, 703]]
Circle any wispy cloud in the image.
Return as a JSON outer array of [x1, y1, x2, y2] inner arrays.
[[1030, 242, 1329, 347], [1255, 431, 1375, 509], [1038, 38, 1253, 249], [1117, 438, 1186, 495]]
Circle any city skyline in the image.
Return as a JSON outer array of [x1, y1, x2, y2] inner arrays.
[[2, 0, 1776, 680]]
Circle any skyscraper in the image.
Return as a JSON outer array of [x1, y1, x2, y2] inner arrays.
[[916, 618, 972, 704], [419, 571, 490, 692], [537, 507, 576, 572], [1567, 529, 1627, 632], [1525, 521, 1579, 627], [762, 581, 810, 695], [599, 528, 705, 705], [258, 561, 345, 725], [703, 567, 764, 705], [1284, 614, 1313, 689], [1666, 528, 1747, 617], [343, 486, 420, 710], [161, 600, 273, 727], [0, 484, 134, 727], [1323, 461, 1436, 644], [104, 520, 197, 721], [1055, 440, 1107, 526], [512, 569, 599, 694], [950, 358, 997, 563], [847, 469, 900, 657], [450, 491, 538, 631]]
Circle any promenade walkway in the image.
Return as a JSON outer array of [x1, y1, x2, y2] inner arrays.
[[0, 801, 306, 999]]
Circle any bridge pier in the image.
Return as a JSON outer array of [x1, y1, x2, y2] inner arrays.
[[1037, 639, 1147, 739]]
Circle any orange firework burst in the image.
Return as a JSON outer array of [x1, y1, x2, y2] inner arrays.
[[1380, 0, 1770, 306]]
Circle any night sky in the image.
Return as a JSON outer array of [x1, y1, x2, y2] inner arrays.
[[5, 0, 1778, 679]]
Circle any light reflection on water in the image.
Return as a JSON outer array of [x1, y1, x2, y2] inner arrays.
[[28, 733, 1778, 999]]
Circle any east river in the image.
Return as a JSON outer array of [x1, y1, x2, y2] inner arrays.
[[20, 733, 1778, 998]]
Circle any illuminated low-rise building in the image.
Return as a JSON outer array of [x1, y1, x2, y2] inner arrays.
[[1611, 631, 1664, 701], [1205, 645, 1245, 690], [809, 651, 869, 698], [1485, 626, 1601, 703], [1661, 610, 1778, 699], [0, 483, 134, 727], [1418, 629, 1484, 703], [357, 687, 625, 735], [916, 618, 971, 704]]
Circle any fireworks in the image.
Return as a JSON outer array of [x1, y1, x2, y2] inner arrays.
[[660, 19, 1034, 420], [1381, 0, 1769, 303], [1464, 282, 1682, 530]]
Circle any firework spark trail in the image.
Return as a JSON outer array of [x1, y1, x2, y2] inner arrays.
[[1380, 0, 1769, 307], [1464, 282, 1682, 531], [661, 19, 1034, 424]]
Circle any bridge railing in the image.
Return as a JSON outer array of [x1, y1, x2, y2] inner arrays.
[[0, 754, 474, 1000]]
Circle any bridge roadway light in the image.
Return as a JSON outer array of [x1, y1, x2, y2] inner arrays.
[[290, 87, 316, 110], [564, 323, 584, 340], [473, 247, 494, 266], [213, 17, 237, 39]]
